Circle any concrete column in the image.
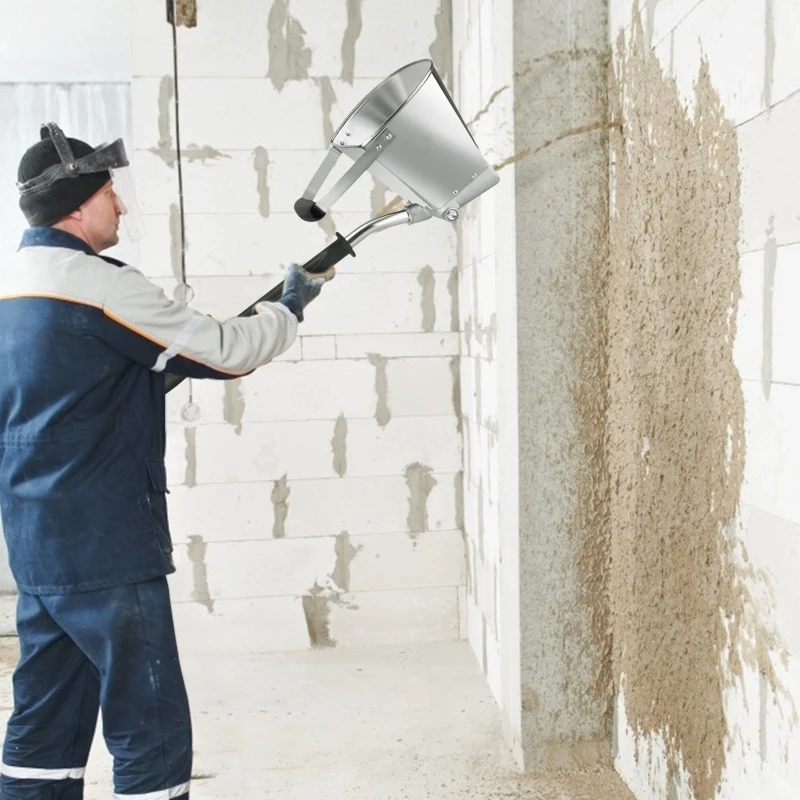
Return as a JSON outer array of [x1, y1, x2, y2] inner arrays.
[[513, 0, 612, 771]]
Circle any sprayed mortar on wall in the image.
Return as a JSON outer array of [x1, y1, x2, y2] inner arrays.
[[340, 0, 363, 85], [267, 0, 312, 92], [577, 11, 793, 800], [168, 0, 197, 29]]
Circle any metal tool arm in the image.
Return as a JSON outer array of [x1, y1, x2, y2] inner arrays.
[[163, 204, 432, 394]]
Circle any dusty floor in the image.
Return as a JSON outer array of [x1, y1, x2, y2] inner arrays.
[[0, 608, 633, 799]]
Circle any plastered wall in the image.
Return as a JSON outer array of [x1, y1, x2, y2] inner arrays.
[[128, 0, 466, 653], [607, 2, 800, 799]]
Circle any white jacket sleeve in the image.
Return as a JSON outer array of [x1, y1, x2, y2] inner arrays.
[[99, 264, 298, 378]]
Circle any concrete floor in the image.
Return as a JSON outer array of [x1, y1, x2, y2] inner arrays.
[[0, 617, 634, 800]]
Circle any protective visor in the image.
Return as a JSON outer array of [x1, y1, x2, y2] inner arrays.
[[17, 124, 130, 194], [18, 123, 144, 241]]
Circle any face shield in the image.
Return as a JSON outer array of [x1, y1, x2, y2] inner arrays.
[[17, 123, 145, 240]]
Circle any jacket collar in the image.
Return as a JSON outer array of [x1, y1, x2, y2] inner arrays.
[[19, 226, 126, 267]]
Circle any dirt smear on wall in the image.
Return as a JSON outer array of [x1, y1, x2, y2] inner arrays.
[[575, 10, 793, 800]]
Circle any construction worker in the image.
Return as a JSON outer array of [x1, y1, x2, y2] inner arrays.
[[0, 123, 333, 800]]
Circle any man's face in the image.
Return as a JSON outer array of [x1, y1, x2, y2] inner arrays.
[[77, 180, 124, 252]]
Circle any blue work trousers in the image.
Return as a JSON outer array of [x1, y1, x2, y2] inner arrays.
[[0, 577, 191, 799]]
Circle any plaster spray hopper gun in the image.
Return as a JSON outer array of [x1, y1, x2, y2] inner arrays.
[[165, 58, 499, 392]]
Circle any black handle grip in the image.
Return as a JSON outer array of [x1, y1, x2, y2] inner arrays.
[[294, 198, 326, 222], [164, 233, 355, 394]]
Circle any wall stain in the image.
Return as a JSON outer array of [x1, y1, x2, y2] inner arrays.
[[184, 427, 197, 487], [481, 612, 488, 674], [463, 530, 473, 598], [340, 0, 363, 85], [267, 0, 312, 91], [223, 379, 245, 435], [370, 178, 388, 218], [454, 472, 465, 532], [597, 12, 794, 800], [450, 356, 462, 432], [332, 414, 348, 477], [477, 477, 485, 562], [169, 203, 183, 285], [448, 266, 459, 331], [187, 535, 214, 613], [157, 75, 174, 154], [183, 145, 229, 163], [762, 217, 777, 400], [418, 266, 436, 333], [367, 354, 391, 427], [317, 76, 338, 145], [763, 0, 775, 109], [302, 583, 335, 648], [318, 215, 337, 239], [332, 531, 362, 592], [254, 146, 271, 218], [405, 462, 437, 544], [429, 0, 453, 89], [272, 475, 290, 539]]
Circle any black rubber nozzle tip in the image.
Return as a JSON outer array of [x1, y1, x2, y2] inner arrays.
[[294, 198, 326, 222]]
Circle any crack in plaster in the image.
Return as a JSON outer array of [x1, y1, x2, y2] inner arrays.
[[418, 266, 436, 333], [253, 146, 271, 218], [340, 0, 363, 84], [762, 217, 777, 400], [271, 475, 290, 539], [404, 463, 437, 544], [332, 414, 348, 476], [223, 379, 245, 435], [367, 354, 390, 427], [187, 535, 214, 613], [184, 427, 197, 487], [267, 0, 312, 92]]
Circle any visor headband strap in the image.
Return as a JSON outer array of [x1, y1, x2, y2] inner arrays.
[[42, 123, 79, 174]]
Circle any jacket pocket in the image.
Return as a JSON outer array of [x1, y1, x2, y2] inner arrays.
[[144, 457, 172, 556]]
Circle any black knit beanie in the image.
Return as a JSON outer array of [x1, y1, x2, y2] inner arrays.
[[17, 131, 111, 227]]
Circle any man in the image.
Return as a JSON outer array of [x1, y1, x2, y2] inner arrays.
[[0, 123, 333, 800]]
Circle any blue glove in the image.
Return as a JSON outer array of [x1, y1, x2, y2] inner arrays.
[[277, 262, 335, 322]]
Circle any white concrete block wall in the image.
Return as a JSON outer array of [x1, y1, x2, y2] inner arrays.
[[610, 1, 800, 799], [453, 0, 522, 754], [129, 0, 464, 652]]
